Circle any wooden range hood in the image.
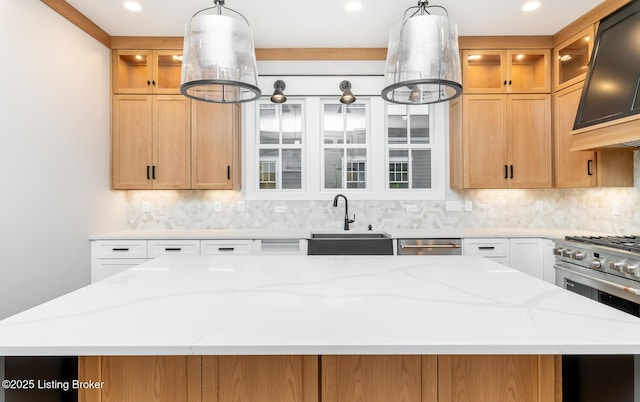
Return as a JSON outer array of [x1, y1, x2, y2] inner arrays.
[[571, 114, 640, 151]]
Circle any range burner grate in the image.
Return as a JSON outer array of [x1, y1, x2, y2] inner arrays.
[[565, 235, 640, 253]]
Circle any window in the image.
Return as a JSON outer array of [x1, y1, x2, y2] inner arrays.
[[322, 102, 368, 190], [245, 95, 446, 200], [257, 102, 304, 190], [386, 104, 433, 190]]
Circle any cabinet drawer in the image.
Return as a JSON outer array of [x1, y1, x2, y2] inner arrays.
[[201, 240, 253, 255], [463, 238, 509, 256], [148, 240, 201, 258], [91, 259, 147, 282], [92, 240, 148, 259]]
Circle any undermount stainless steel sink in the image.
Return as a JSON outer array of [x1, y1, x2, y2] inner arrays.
[[307, 232, 393, 255]]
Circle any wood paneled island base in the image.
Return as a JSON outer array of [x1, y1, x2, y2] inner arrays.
[[79, 354, 560, 402]]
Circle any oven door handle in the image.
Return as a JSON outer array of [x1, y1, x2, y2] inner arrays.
[[555, 265, 640, 295], [401, 244, 461, 249]]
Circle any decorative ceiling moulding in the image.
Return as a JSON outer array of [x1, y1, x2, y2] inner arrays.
[[458, 36, 552, 50], [255, 48, 388, 61], [40, 0, 111, 47], [552, 0, 632, 46]]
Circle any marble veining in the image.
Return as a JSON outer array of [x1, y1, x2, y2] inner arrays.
[[1, 255, 640, 356]]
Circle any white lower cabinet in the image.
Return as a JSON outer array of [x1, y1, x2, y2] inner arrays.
[[148, 240, 201, 258], [542, 239, 556, 285], [201, 240, 254, 255], [463, 237, 547, 281], [508, 238, 544, 280], [463, 238, 510, 266], [90, 240, 147, 282]]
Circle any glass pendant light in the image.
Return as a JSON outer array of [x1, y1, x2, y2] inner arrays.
[[381, 0, 462, 104], [180, 0, 261, 103]]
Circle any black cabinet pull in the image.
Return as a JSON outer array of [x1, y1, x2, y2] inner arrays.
[[164, 247, 182, 252], [112, 248, 129, 252], [510, 165, 514, 179], [504, 165, 508, 179], [147, 80, 151, 86], [587, 160, 594, 176], [508, 80, 512, 86], [218, 247, 235, 252], [146, 165, 151, 180], [152, 165, 156, 180], [227, 165, 231, 180], [503, 80, 507, 86], [478, 246, 496, 250], [152, 80, 156, 86]]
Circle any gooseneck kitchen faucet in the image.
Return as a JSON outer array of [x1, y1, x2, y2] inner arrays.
[[333, 194, 355, 231]]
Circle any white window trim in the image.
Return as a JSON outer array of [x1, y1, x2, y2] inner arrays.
[[244, 97, 447, 201]]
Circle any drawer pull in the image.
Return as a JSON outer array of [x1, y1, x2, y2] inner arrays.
[[218, 247, 235, 252], [478, 246, 496, 250], [164, 247, 182, 252], [112, 248, 130, 252]]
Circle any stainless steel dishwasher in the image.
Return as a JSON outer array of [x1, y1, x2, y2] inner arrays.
[[397, 238, 462, 255]]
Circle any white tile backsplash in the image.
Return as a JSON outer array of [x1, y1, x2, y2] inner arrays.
[[125, 152, 640, 234]]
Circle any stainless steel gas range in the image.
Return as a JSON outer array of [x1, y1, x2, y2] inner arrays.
[[554, 235, 640, 317], [553, 235, 640, 402]]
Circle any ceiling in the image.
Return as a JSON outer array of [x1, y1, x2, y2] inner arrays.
[[66, 0, 604, 48]]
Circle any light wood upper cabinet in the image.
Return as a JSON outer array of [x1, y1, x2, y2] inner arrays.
[[507, 94, 552, 188], [112, 94, 191, 190], [191, 102, 242, 190], [153, 95, 192, 189], [449, 96, 464, 189], [462, 49, 550, 94], [553, 25, 594, 92], [459, 94, 551, 189], [553, 82, 634, 188], [462, 95, 508, 188], [113, 49, 183, 95]]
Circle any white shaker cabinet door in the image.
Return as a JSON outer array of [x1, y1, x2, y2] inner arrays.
[[508, 238, 544, 280]]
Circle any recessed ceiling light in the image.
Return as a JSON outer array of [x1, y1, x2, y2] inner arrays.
[[123, 1, 142, 12], [522, 2, 541, 12], [345, 1, 362, 12]]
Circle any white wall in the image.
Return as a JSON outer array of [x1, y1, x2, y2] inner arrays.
[[0, 0, 126, 319]]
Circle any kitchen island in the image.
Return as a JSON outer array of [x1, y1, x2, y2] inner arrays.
[[2, 255, 640, 401]]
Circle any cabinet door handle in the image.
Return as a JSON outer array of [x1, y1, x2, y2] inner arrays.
[[218, 247, 235, 252], [504, 165, 508, 179], [227, 165, 231, 180], [112, 248, 130, 252], [152, 165, 156, 180], [510, 165, 514, 179], [478, 246, 496, 250], [508, 80, 512, 86], [503, 80, 507, 86], [146, 165, 151, 180], [152, 80, 156, 86], [164, 247, 182, 252], [587, 159, 594, 176], [147, 80, 151, 86]]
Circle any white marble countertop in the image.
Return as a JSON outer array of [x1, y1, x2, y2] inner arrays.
[[89, 228, 601, 241], [1, 255, 640, 356]]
